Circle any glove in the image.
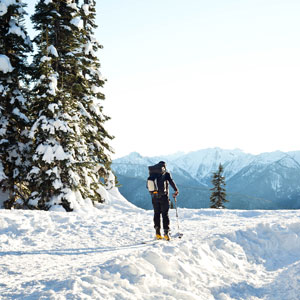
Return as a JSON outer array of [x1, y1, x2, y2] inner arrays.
[[173, 190, 179, 198]]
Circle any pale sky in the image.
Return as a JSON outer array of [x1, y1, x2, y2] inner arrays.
[[26, 0, 300, 158]]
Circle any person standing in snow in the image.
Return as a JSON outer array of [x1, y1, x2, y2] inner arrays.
[[147, 161, 179, 240]]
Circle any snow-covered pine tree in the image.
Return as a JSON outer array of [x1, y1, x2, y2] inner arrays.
[[76, 0, 114, 202], [0, 0, 32, 208], [210, 163, 228, 209], [29, 0, 111, 211]]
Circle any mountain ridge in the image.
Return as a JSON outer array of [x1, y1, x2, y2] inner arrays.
[[112, 148, 300, 210]]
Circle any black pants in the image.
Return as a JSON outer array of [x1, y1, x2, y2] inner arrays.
[[152, 194, 169, 232]]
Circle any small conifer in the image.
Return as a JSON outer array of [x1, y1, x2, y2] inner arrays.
[[210, 163, 228, 209]]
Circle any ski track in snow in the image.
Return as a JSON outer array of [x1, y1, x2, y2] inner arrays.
[[1, 189, 300, 299]]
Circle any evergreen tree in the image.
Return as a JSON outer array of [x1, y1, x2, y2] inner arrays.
[[0, 0, 32, 208], [28, 0, 113, 211], [210, 163, 228, 209], [76, 0, 114, 202]]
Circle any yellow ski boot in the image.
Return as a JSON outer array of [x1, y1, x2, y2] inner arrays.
[[156, 234, 163, 240], [164, 231, 170, 241], [155, 228, 163, 240]]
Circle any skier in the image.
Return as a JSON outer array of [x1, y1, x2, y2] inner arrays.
[[147, 161, 179, 240]]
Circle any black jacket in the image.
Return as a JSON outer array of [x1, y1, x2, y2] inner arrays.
[[162, 171, 178, 197]]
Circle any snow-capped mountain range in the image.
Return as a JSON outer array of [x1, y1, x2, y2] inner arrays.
[[112, 148, 300, 210]]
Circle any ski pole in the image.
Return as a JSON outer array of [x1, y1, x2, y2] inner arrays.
[[173, 196, 180, 232]]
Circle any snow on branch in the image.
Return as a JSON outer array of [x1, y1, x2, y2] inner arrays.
[[70, 17, 83, 30], [35, 143, 71, 163], [12, 107, 29, 123], [48, 73, 58, 96], [7, 19, 26, 40], [0, 0, 17, 17], [0, 161, 7, 180], [82, 4, 90, 16], [0, 55, 13, 73], [47, 45, 58, 57]]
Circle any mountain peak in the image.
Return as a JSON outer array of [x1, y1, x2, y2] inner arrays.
[[128, 152, 142, 158]]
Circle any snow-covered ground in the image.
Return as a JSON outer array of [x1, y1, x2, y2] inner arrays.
[[1, 189, 300, 300]]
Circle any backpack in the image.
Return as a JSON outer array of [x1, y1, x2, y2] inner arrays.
[[147, 163, 167, 196]]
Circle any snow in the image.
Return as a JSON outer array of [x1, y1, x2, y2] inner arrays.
[[0, 0, 16, 17], [70, 16, 83, 30], [91, 84, 101, 94], [0, 161, 6, 181], [34, 117, 71, 135], [12, 107, 29, 122], [49, 73, 58, 95], [0, 54, 13, 73], [1, 188, 300, 299], [89, 98, 103, 117], [7, 19, 26, 40], [40, 56, 51, 63], [78, 102, 92, 119], [67, 0, 78, 12], [35, 143, 70, 163], [48, 103, 59, 113], [29, 166, 40, 175], [84, 41, 96, 56], [47, 45, 59, 57], [172, 148, 254, 180], [0, 3, 7, 16], [82, 4, 91, 16]]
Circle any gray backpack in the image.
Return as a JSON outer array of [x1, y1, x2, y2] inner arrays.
[[147, 163, 167, 195]]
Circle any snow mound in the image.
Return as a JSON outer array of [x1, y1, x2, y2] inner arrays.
[[98, 187, 141, 212], [224, 222, 300, 271]]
